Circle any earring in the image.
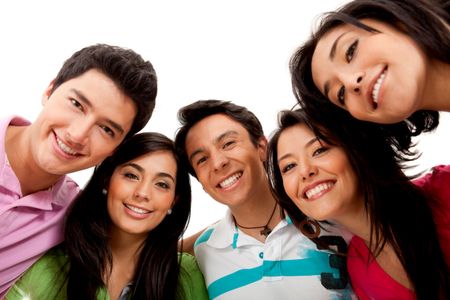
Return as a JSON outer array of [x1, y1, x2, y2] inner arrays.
[[102, 188, 107, 195], [167, 209, 172, 215], [299, 218, 321, 239]]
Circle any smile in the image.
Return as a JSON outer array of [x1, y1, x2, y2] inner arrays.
[[124, 203, 151, 214], [304, 181, 334, 199], [218, 172, 243, 188], [371, 68, 387, 105], [56, 136, 79, 156]]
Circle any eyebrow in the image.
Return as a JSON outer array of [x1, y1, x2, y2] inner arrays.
[[323, 32, 348, 98], [188, 130, 239, 163], [123, 162, 176, 183], [277, 136, 319, 163], [71, 88, 125, 135]]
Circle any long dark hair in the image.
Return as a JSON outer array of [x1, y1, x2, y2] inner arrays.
[[267, 108, 449, 299], [290, 0, 449, 145], [64, 132, 191, 299]]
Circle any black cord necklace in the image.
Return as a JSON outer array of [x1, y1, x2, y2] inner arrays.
[[233, 202, 278, 237]]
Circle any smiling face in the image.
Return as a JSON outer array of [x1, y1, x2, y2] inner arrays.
[[107, 150, 177, 240], [185, 114, 267, 208], [28, 69, 136, 177], [311, 19, 428, 124], [277, 123, 362, 222]]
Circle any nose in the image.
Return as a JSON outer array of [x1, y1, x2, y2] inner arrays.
[[212, 151, 229, 171], [349, 71, 364, 94], [134, 186, 150, 202], [66, 118, 92, 147], [300, 162, 318, 181]]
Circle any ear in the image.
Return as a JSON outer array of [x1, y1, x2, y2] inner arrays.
[[41, 79, 55, 105], [257, 136, 268, 162]]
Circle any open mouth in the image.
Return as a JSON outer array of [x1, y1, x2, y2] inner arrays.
[[303, 181, 335, 199], [371, 67, 387, 109], [218, 171, 243, 189], [55, 133, 80, 156], [124, 203, 151, 215]]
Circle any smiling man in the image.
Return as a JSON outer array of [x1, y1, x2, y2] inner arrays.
[[174, 100, 353, 299], [0, 44, 157, 298]]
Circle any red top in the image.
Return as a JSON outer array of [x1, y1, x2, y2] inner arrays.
[[347, 165, 450, 299], [347, 236, 414, 300]]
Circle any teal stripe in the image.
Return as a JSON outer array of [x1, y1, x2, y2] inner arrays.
[[208, 253, 337, 299], [194, 228, 214, 248], [285, 215, 293, 225]]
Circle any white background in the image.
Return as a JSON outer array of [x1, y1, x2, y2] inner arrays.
[[1, 0, 449, 236]]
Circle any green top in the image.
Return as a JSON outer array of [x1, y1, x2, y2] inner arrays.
[[5, 246, 208, 300]]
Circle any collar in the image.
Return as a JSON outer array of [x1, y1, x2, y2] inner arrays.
[[205, 209, 290, 249]]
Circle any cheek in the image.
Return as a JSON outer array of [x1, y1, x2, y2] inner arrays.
[[282, 175, 298, 201]]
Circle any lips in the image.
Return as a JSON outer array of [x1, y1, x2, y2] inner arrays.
[[217, 171, 243, 189], [124, 203, 152, 214], [302, 180, 335, 200], [54, 132, 80, 156], [369, 67, 387, 109]]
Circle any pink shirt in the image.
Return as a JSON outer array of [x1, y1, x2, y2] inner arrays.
[[0, 116, 79, 298]]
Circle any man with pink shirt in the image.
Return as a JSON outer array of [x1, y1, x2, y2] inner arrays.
[[0, 44, 157, 298]]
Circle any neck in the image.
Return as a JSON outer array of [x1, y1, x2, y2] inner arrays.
[[332, 199, 371, 243], [109, 228, 145, 261], [231, 180, 282, 241], [6, 125, 62, 195], [422, 59, 450, 111]]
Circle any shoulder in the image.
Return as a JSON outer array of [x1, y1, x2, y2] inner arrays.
[[178, 253, 208, 300], [5, 246, 68, 300]]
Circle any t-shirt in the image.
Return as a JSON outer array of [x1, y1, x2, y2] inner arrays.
[[194, 210, 355, 299]]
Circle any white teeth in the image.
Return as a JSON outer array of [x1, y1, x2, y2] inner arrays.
[[56, 137, 78, 156], [219, 172, 242, 188], [305, 182, 334, 199], [372, 70, 386, 104], [125, 204, 150, 214]]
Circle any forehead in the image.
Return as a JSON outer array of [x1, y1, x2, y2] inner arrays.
[[185, 114, 249, 149], [119, 150, 177, 175], [278, 124, 315, 151]]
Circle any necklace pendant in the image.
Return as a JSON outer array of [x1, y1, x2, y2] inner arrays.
[[260, 226, 272, 237]]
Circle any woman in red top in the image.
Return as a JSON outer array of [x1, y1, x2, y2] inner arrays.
[[267, 108, 449, 299]]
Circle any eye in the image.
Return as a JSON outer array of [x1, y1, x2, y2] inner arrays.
[[156, 181, 171, 190], [100, 125, 115, 137], [313, 146, 329, 156], [124, 172, 139, 180], [281, 163, 296, 174], [70, 98, 84, 111], [223, 140, 235, 149], [346, 40, 358, 63], [337, 86, 346, 106], [196, 156, 207, 166]]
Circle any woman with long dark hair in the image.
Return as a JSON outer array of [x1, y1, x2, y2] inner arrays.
[[6, 132, 208, 299], [267, 108, 450, 299], [290, 0, 449, 141]]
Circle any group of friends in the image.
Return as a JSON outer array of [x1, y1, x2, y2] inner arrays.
[[0, 0, 449, 299]]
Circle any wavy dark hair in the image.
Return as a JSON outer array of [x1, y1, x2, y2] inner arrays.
[[52, 44, 158, 139], [64, 132, 191, 299], [290, 0, 449, 146], [267, 108, 449, 299], [174, 99, 265, 178]]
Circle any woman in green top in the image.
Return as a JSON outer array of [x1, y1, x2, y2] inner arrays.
[[6, 132, 208, 300]]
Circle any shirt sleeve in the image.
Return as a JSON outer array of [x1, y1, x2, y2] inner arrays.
[[4, 246, 68, 300], [178, 252, 209, 300]]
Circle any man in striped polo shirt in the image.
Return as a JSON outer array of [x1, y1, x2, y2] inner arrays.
[[174, 100, 354, 299]]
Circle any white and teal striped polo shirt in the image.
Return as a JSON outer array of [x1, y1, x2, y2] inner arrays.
[[194, 210, 355, 300]]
